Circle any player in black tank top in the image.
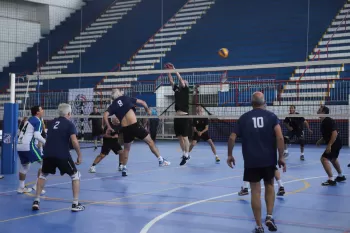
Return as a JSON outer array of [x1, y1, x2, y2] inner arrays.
[[188, 106, 220, 163], [89, 117, 124, 174], [165, 63, 191, 166]]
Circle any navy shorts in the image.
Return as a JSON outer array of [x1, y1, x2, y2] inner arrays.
[[18, 146, 42, 165]]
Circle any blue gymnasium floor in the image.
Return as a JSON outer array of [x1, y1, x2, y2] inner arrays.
[[0, 141, 350, 233]]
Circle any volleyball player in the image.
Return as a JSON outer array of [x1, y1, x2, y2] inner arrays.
[[227, 92, 286, 233], [17, 106, 46, 194], [88, 107, 103, 151], [283, 105, 312, 160], [316, 105, 346, 186], [103, 89, 170, 177], [189, 106, 220, 163], [89, 116, 125, 174], [165, 63, 191, 166], [32, 103, 84, 212]]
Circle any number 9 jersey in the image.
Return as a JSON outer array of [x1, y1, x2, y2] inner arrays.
[[17, 116, 43, 151]]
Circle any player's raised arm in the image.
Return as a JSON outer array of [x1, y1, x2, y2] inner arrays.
[[135, 98, 151, 115]]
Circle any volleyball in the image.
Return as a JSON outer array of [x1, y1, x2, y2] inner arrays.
[[218, 48, 229, 58]]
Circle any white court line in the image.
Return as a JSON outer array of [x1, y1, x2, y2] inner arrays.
[[139, 174, 349, 233]]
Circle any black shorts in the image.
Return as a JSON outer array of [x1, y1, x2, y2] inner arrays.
[[122, 123, 149, 143], [174, 118, 189, 137], [192, 131, 210, 141], [41, 156, 77, 176], [101, 138, 123, 155], [243, 166, 276, 183], [92, 127, 103, 138], [322, 141, 342, 160], [285, 130, 305, 146]]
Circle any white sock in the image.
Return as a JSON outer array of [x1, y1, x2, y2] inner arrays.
[[301, 152, 304, 155], [158, 156, 163, 161], [73, 199, 78, 205], [284, 150, 288, 153], [243, 181, 249, 189], [19, 180, 25, 189], [329, 177, 334, 181], [277, 180, 283, 188], [184, 152, 189, 158], [266, 214, 273, 218]]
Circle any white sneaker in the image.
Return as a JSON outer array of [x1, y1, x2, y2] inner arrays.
[[118, 165, 123, 171], [17, 187, 33, 194], [32, 185, 46, 195], [89, 166, 96, 173]]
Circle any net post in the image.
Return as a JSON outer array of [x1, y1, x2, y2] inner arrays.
[[1, 73, 19, 174]]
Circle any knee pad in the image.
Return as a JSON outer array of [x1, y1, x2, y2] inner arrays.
[[71, 171, 81, 181], [20, 163, 31, 174], [39, 173, 49, 180], [283, 136, 290, 144]]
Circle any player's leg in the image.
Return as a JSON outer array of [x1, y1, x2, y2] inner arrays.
[[320, 151, 337, 186], [275, 167, 285, 196], [174, 118, 185, 153], [189, 131, 199, 153], [283, 131, 294, 159], [298, 131, 305, 161], [89, 140, 110, 173], [179, 118, 190, 166], [32, 157, 56, 210], [263, 166, 278, 231], [60, 157, 84, 211], [111, 143, 125, 174], [204, 133, 220, 163], [29, 145, 46, 195], [17, 152, 32, 193], [330, 143, 346, 183], [245, 168, 264, 232], [142, 134, 170, 166]]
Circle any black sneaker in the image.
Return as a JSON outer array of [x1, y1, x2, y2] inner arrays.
[[300, 155, 305, 161], [32, 200, 40, 211], [335, 176, 346, 182], [71, 203, 85, 212], [238, 187, 249, 196], [322, 180, 337, 186], [347, 163, 350, 167], [277, 187, 285, 196], [180, 155, 190, 166], [265, 215, 277, 231], [252, 226, 264, 233], [94, 146, 97, 151]]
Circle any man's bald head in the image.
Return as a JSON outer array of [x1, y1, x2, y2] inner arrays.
[[251, 92, 265, 108]]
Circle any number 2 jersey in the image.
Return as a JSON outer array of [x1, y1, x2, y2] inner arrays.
[[233, 108, 280, 168], [17, 116, 43, 152]]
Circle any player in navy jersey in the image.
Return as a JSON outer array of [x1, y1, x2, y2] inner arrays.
[[104, 89, 170, 176], [316, 105, 346, 186], [89, 116, 124, 174], [165, 63, 191, 166], [189, 106, 220, 163], [32, 103, 85, 212], [227, 92, 286, 233]]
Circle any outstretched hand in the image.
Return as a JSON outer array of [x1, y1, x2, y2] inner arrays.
[[164, 63, 175, 69]]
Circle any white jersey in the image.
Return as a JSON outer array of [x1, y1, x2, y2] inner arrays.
[[17, 116, 43, 151]]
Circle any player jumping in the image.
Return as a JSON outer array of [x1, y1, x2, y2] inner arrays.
[[189, 106, 220, 163], [165, 63, 191, 166], [283, 105, 312, 160], [103, 89, 170, 176], [89, 116, 125, 173]]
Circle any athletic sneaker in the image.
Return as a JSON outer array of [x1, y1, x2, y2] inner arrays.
[[89, 166, 96, 173], [252, 226, 264, 232], [322, 180, 337, 186], [300, 155, 305, 161], [17, 187, 32, 193], [32, 185, 46, 195], [32, 200, 40, 210], [238, 187, 249, 196], [0, 175, 4, 179], [122, 167, 128, 177], [159, 158, 171, 167], [215, 156, 220, 163], [265, 215, 277, 231], [71, 203, 85, 212], [335, 176, 346, 182], [277, 187, 285, 196], [347, 163, 350, 167], [180, 155, 190, 166], [94, 146, 97, 151]]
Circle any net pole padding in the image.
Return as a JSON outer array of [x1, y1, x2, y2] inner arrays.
[[26, 59, 350, 80]]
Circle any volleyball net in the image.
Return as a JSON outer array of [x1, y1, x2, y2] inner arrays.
[[6, 59, 350, 148]]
